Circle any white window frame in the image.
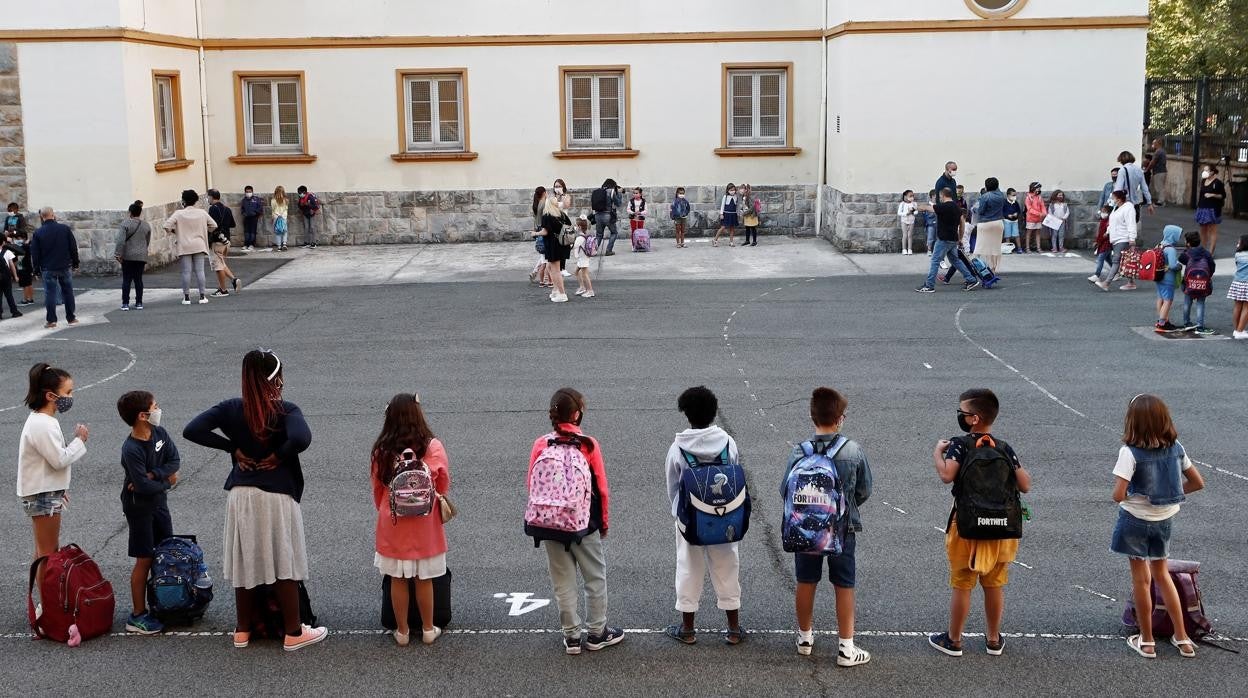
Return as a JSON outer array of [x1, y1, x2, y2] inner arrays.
[[726, 69, 788, 148], [403, 74, 465, 152], [154, 76, 177, 161], [564, 71, 626, 150], [242, 77, 305, 155]]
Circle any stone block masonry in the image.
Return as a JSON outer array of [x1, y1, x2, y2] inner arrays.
[[0, 42, 26, 209]]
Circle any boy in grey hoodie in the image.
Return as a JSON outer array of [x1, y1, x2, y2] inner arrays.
[[663, 386, 744, 645]]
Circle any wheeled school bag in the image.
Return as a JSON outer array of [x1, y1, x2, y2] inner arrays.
[[147, 535, 213, 625], [381, 569, 453, 631], [251, 581, 317, 639], [1183, 254, 1213, 299], [632, 227, 651, 252], [676, 447, 751, 545], [950, 434, 1022, 540], [781, 438, 849, 555], [1122, 559, 1236, 652], [1137, 244, 1169, 282], [969, 257, 1000, 289], [524, 435, 594, 548], [28, 544, 115, 644], [388, 448, 436, 523]]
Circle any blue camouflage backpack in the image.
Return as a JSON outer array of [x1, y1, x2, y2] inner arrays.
[[781, 438, 849, 555], [676, 447, 751, 545], [147, 536, 213, 624]]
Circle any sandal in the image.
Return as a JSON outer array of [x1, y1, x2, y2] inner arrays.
[[664, 624, 696, 645], [1127, 634, 1156, 658], [724, 626, 746, 646], [1171, 636, 1196, 658]]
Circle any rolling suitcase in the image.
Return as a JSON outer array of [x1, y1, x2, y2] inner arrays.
[[631, 227, 651, 252]]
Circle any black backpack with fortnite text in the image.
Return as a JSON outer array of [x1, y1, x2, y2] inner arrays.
[[951, 434, 1022, 540]]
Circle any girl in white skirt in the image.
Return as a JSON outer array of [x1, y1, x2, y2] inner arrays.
[[183, 349, 328, 651], [371, 393, 450, 646]]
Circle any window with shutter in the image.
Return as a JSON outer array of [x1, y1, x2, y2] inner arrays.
[[154, 77, 176, 161], [726, 69, 788, 147], [404, 74, 465, 151], [243, 77, 305, 154], [564, 71, 626, 149]]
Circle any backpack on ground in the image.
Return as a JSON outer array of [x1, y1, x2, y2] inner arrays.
[[388, 448, 436, 523], [147, 535, 213, 625], [676, 446, 751, 545], [591, 188, 610, 213], [1184, 254, 1213, 299], [951, 434, 1022, 540], [524, 435, 594, 548], [251, 581, 317, 639], [381, 569, 452, 631], [632, 227, 651, 252], [1137, 244, 1169, 282], [781, 438, 850, 555], [1122, 559, 1237, 652], [27, 544, 115, 644], [583, 234, 598, 257]]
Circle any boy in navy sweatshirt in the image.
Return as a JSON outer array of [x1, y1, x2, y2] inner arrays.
[[117, 390, 180, 634]]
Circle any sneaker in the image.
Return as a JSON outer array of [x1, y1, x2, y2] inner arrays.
[[181, 295, 191, 306], [836, 643, 871, 667], [1096, 281, 1110, 292], [561, 270, 572, 277], [309, 243, 318, 249], [421, 627, 442, 645], [605, 251, 616, 256], [583, 291, 595, 298], [796, 631, 814, 656], [1160, 321, 1179, 332], [915, 286, 935, 294], [232, 278, 241, 292], [43, 322, 56, 329], [1120, 283, 1137, 291], [67, 319, 79, 326], [135, 303, 144, 310], [1087, 274, 1100, 283], [282, 624, 328, 652], [1233, 331, 1248, 340], [198, 296, 209, 304], [928, 632, 963, 657], [9, 310, 20, 318], [575, 288, 586, 296], [986, 636, 1005, 656], [1181, 322, 1198, 331], [963, 280, 981, 291], [564, 636, 582, 655], [1194, 326, 1216, 336], [300, 243, 310, 248], [550, 293, 569, 303], [125, 612, 164, 635], [211, 289, 230, 297], [392, 630, 410, 647], [121, 304, 129, 311], [280, 245, 288, 251], [585, 626, 625, 651], [232, 630, 250, 648]]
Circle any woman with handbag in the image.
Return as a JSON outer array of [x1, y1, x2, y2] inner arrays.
[[1195, 165, 1226, 254], [529, 186, 552, 288], [535, 190, 573, 303], [371, 393, 452, 646]]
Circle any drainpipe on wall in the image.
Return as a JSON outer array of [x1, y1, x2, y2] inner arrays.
[[194, 0, 213, 191], [814, 0, 828, 237]]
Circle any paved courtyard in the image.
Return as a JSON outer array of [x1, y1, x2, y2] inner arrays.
[[1, 238, 1245, 695]]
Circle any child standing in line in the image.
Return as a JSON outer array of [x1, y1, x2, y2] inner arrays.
[[116, 390, 180, 635], [1177, 230, 1216, 334], [714, 184, 739, 247], [527, 388, 624, 655], [740, 184, 762, 247], [1229, 235, 1248, 339], [670, 187, 691, 248], [1003, 188, 1022, 253], [663, 387, 744, 646], [572, 216, 595, 299], [627, 187, 647, 236], [897, 190, 917, 255], [1024, 183, 1045, 253], [923, 190, 938, 255], [1089, 205, 1114, 283], [1046, 190, 1070, 253], [784, 387, 873, 665], [1154, 225, 1184, 333], [271, 186, 289, 252], [929, 389, 1031, 658], [1111, 394, 1204, 659], [371, 393, 450, 646]]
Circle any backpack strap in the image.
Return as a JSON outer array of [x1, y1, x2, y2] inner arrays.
[[800, 441, 815, 458], [680, 448, 699, 468]]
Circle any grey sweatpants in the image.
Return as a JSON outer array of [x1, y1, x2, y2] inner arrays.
[[179, 253, 207, 297], [543, 532, 608, 639]]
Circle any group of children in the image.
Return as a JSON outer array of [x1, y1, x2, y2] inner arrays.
[[900, 184, 1071, 257], [14, 359, 1209, 662]]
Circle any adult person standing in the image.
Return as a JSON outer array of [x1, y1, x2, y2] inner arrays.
[[535, 190, 572, 303], [29, 207, 79, 328], [935, 161, 958, 201], [113, 200, 150, 311], [1096, 190, 1138, 292], [240, 185, 264, 252], [591, 179, 621, 256], [1145, 138, 1168, 206], [183, 349, 328, 652], [1114, 151, 1155, 223], [528, 186, 553, 288], [207, 190, 241, 297], [163, 189, 216, 306], [916, 188, 977, 293], [1195, 164, 1226, 254], [1099, 167, 1121, 209], [553, 179, 573, 278], [974, 178, 1007, 273]]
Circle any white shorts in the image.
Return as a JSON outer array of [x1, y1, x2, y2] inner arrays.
[[374, 551, 447, 580], [576, 259, 590, 269]]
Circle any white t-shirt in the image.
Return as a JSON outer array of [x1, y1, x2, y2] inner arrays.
[[1112, 444, 1191, 521], [572, 235, 590, 268]]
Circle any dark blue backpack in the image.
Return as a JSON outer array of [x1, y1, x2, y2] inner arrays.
[[676, 447, 751, 545], [671, 197, 691, 219], [147, 536, 213, 624]]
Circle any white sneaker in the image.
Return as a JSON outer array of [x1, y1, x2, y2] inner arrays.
[[560, 270, 572, 277], [181, 296, 191, 306], [575, 288, 586, 296], [422, 627, 443, 645], [1234, 331, 1248, 340], [836, 643, 871, 667], [1087, 274, 1100, 283], [197, 296, 209, 304], [796, 631, 814, 656], [550, 293, 569, 303], [583, 291, 595, 298]]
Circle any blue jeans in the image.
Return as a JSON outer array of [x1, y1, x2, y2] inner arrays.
[[41, 269, 75, 323], [302, 213, 316, 245], [925, 224, 936, 252], [925, 240, 973, 289], [1094, 251, 1112, 277], [1183, 295, 1206, 327], [594, 213, 618, 253]]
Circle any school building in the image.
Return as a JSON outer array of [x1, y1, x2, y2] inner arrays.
[[0, 0, 1149, 271]]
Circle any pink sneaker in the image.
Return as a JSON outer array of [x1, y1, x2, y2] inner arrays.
[[283, 624, 328, 652]]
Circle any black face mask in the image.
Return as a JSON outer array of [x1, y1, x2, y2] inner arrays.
[[957, 412, 974, 433]]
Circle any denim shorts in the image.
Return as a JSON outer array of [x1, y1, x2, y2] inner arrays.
[[20, 490, 66, 517], [1110, 508, 1172, 560], [1157, 282, 1176, 302], [794, 532, 856, 587]]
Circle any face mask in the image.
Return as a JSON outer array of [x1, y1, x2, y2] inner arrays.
[[554, 187, 564, 194], [1202, 170, 1212, 179], [245, 192, 253, 198], [1100, 212, 1109, 219], [51, 394, 73, 414], [1007, 196, 1017, 203], [146, 408, 162, 427], [957, 412, 973, 433], [905, 196, 914, 202]]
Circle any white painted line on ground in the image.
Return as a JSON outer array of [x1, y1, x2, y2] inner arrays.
[[0, 338, 137, 413], [1012, 560, 1034, 570], [1073, 585, 1118, 602], [923, 363, 933, 369], [880, 501, 908, 515], [934, 526, 946, 534]]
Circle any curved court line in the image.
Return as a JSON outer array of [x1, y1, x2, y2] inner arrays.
[[0, 338, 137, 413]]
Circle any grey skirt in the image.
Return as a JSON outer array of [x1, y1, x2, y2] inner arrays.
[[223, 486, 309, 589]]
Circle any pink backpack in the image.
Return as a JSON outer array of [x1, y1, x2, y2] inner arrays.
[[524, 434, 593, 548]]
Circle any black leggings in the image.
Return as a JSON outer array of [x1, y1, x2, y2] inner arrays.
[[0, 274, 17, 315], [121, 260, 146, 304], [744, 227, 758, 245]]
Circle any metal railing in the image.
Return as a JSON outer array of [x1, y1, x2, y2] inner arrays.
[[1144, 77, 1248, 207]]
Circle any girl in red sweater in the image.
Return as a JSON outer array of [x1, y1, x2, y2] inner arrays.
[[371, 393, 450, 646]]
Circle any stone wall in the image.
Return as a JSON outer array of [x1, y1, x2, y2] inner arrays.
[[0, 42, 26, 208], [55, 201, 180, 275], [819, 186, 1102, 253]]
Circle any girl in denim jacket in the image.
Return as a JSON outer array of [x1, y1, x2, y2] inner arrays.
[[1110, 394, 1204, 659]]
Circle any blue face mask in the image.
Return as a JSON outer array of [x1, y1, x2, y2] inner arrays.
[[51, 394, 73, 414]]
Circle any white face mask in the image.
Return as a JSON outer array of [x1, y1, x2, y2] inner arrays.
[[554, 187, 564, 194], [1100, 212, 1109, 219], [245, 192, 253, 198], [1202, 170, 1212, 179], [146, 408, 162, 427]]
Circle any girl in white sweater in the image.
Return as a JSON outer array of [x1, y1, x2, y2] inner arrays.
[[18, 363, 89, 586]]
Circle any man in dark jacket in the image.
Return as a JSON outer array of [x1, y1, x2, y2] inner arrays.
[[30, 207, 79, 327], [591, 179, 622, 256], [934, 161, 958, 201]]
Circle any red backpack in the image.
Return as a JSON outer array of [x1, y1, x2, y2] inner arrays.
[[1137, 244, 1170, 282], [28, 544, 115, 644]]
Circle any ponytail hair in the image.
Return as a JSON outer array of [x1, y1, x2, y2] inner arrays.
[[25, 363, 70, 410], [128, 200, 144, 217], [241, 349, 286, 442], [549, 387, 594, 453]]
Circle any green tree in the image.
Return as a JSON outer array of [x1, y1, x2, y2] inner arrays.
[[1149, 0, 1248, 78]]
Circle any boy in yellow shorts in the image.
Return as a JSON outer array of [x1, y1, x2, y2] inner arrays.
[[929, 388, 1031, 657]]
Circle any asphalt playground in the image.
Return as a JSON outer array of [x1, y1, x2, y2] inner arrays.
[[0, 237, 1245, 696]]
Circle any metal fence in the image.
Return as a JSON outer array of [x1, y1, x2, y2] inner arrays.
[[1144, 77, 1248, 207]]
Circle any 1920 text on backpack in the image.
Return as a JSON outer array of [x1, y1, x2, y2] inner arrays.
[[27, 544, 115, 644], [782, 437, 849, 555], [1184, 254, 1213, 298], [676, 446, 750, 545], [147, 535, 213, 624], [389, 448, 436, 523], [525, 435, 593, 549], [950, 434, 1022, 540]]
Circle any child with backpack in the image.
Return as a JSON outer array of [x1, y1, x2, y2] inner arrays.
[[116, 390, 181, 634], [663, 386, 746, 646], [572, 215, 596, 299], [929, 389, 1031, 658], [1112, 394, 1204, 658], [782, 387, 873, 665], [296, 185, 320, 249], [1230, 235, 1248, 339], [371, 393, 450, 646], [526, 388, 624, 655], [1153, 225, 1184, 333], [1024, 182, 1045, 253], [671, 187, 691, 248], [1178, 230, 1216, 335]]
